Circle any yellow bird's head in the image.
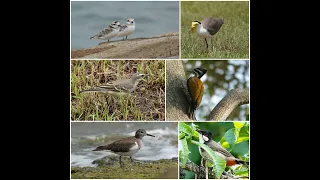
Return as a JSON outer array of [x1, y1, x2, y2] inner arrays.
[[189, 21, 201, 33]]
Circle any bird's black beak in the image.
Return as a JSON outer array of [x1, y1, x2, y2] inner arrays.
[[146, 133, 155, 137]]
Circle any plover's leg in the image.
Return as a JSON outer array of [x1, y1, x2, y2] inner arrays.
[[204, 38, 208, 51], [119, 155, 124, 168], [211, 38, 214, 51], [126, 36, 128, 40]]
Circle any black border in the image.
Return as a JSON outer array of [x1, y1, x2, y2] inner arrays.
[[33, 0, 71, 179]]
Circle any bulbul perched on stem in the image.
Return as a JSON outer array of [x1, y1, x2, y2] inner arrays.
[[197, 129, 248, 179], [197, 129, 249, 166]]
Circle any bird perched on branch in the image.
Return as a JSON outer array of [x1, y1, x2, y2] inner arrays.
[[80, 72, 148, 97], [197, 129, 249, 167], [186, 67, 207, 120], [189, 17, 224, 50]]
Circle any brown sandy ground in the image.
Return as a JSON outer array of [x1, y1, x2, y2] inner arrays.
[[71, 32, 179, 59]]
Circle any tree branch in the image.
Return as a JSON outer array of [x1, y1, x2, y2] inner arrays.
[[180, 161, 247, 179], [206, 88, 249, 121]]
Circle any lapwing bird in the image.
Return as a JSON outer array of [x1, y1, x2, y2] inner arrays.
[[93, 129, 155, 167], [90, 23, 121, 42], [197, 129, 248, 167], [189, 17, 224, 50], [80, 72, 148, 96], [117, 18, 136, 40]]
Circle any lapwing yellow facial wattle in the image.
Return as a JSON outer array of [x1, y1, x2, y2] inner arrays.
[[92, 129, 155, 167], [189, 17, 224, 50], [196, 129, 248, 167]]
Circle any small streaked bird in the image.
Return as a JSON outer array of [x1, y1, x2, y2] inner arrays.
[[93, 129, 155, 167], [80, 72, 148, 96], [186, 67, 207, 120], [108, 21, 120, 28], [189, 17, 224, 50], [90, 23, 121, 42], [197, 129, 249, 167], [117, 18, 136, 40]]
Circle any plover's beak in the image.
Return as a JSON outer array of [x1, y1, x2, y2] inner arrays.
[[146, 133, 155, 137]]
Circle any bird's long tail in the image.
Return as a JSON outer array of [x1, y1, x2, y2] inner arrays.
[[80, 87, 108, 94], [188, 101, 197, 120]]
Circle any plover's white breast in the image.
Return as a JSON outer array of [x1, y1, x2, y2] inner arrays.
[[117, 25, 135, 37], [197, 24, 212, 38], [113, 142, 140, 156]]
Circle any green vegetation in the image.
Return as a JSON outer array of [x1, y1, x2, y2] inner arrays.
[[181, 1, 249, 58], [179, 122, 249, 179], [71, 156, 178, 179], [71, 60, 165, 121]]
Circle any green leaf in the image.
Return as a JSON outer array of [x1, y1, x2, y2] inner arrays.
[[246, 114, 249, 120], [179, 132, 186, 139], [224, 128, 237, 145], [191, 140, 226, 179], [234, 167, 249, 176], [179, 123, 193, 136], [180, 138, 190, 167], [234, 122, 245, 129], [235, 136, 249, 144]]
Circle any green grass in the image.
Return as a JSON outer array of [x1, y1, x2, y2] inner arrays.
[[181, 1, 249, 58], [71, 156, 178, 179], [71, 60, 165, 121]]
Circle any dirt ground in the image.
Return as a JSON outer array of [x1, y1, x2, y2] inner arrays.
[[71, 32, 179, 59]]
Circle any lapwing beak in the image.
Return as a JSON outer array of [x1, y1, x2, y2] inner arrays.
[[146, 133, 155, 137]]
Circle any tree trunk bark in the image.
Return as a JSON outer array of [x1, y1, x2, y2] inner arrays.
[[166, 60, 191, 121]]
